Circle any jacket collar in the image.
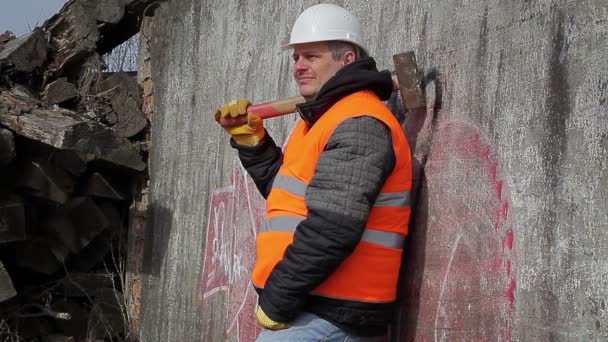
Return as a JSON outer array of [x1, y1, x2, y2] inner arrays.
[[295, 57, 394, 126]]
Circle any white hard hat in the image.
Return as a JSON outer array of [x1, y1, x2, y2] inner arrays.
[[284, 4, 367, 54]]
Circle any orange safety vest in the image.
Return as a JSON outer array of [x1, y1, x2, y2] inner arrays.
[[252, 90, 412, 303]]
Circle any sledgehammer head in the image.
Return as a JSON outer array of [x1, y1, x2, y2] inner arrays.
[[393, 52, 425, 110]]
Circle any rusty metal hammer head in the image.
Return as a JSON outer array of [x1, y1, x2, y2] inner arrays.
[[393, 51, 426, 110]]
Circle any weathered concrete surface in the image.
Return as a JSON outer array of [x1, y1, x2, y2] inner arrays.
[[142, 0, 608, 341]]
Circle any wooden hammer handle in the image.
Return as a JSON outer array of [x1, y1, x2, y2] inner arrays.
[[250, 75, 402, 116], [249, 95, 306, 119], [218, 73, 412, 127]]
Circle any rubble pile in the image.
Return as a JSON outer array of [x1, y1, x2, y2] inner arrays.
[[0, 0, 161, 340]]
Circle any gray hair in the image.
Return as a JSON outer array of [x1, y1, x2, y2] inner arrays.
[[327, 41, 368, 61]]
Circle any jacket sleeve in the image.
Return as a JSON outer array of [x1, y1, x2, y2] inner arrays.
[[230, 131, 283, 198], [258, 116, 396, 322]]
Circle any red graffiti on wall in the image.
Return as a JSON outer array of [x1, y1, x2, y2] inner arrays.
[[406, 120, 517, 341], [200, 165, 264, 341]]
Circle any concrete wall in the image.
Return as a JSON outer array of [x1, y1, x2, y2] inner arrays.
[[140, 0, 608, 341]]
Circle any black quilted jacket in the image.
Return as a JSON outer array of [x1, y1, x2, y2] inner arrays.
[[231, 58, 398, 336]]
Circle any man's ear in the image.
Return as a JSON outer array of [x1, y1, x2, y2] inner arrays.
[[343, 50, 356, 66]]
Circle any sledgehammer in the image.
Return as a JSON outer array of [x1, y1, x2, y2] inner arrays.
[[218, 51, 424, 127]]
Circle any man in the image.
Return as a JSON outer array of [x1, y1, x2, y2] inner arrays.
[[215, 4, 412, 341]]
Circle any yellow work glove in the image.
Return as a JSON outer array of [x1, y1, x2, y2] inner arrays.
[[214, 98, 265, 146], [255, 306, 289, 330]]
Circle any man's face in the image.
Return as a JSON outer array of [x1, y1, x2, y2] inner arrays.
[[292, 42, 352, 100]]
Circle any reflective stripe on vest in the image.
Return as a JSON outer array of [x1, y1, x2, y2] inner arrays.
[[272, 174, 308, 196], [261, 215, 406, 249], [272, 174, 411, 207], [252, 283, 396, 304]]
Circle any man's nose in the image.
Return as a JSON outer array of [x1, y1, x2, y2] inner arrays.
[[294, 59, 308, 73]]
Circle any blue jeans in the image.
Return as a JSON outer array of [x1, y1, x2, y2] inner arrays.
[[256, 312, 385, 342]]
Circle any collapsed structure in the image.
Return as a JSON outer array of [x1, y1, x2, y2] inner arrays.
[[0, 0, 160, 340]]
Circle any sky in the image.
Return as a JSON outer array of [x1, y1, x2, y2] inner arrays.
[[0, 0, 66, 36]]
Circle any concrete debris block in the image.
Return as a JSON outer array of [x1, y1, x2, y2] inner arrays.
[[101, 72, 139, 97], [44, 216, 81, 254], [42, 0, 160, 73], [65, 197, 111, 235], [44, 77, 78, 105], [113, 95, 148, 138], [101, 72, 147, 138], [44, 2, 98, 74], [98, 201, 124, 232], [84, 173, 125, 200], [0, 91, 145, 171], [80, 0, 127, 24], [0, 164, 19, 193], [0, 86, 39, 114], [96, 0, 162, 55], [0, 28, 47, 73], [45, 197, 110, 253], [59, 273, 114, 297], [0, 259, 17, 302], [0, 91, 86, 147], [0, 196, 26, 243], [69, 230, 112, 272], [0, 30, 16, 50], [16, 239, 62, 275], [67, 123, 146, 171], [52, 150, 88, 177], [47, 233, 72, 263], [100, 141, 147, 171], [0, 127, 16, 166], [17, 161, 71, 204]]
